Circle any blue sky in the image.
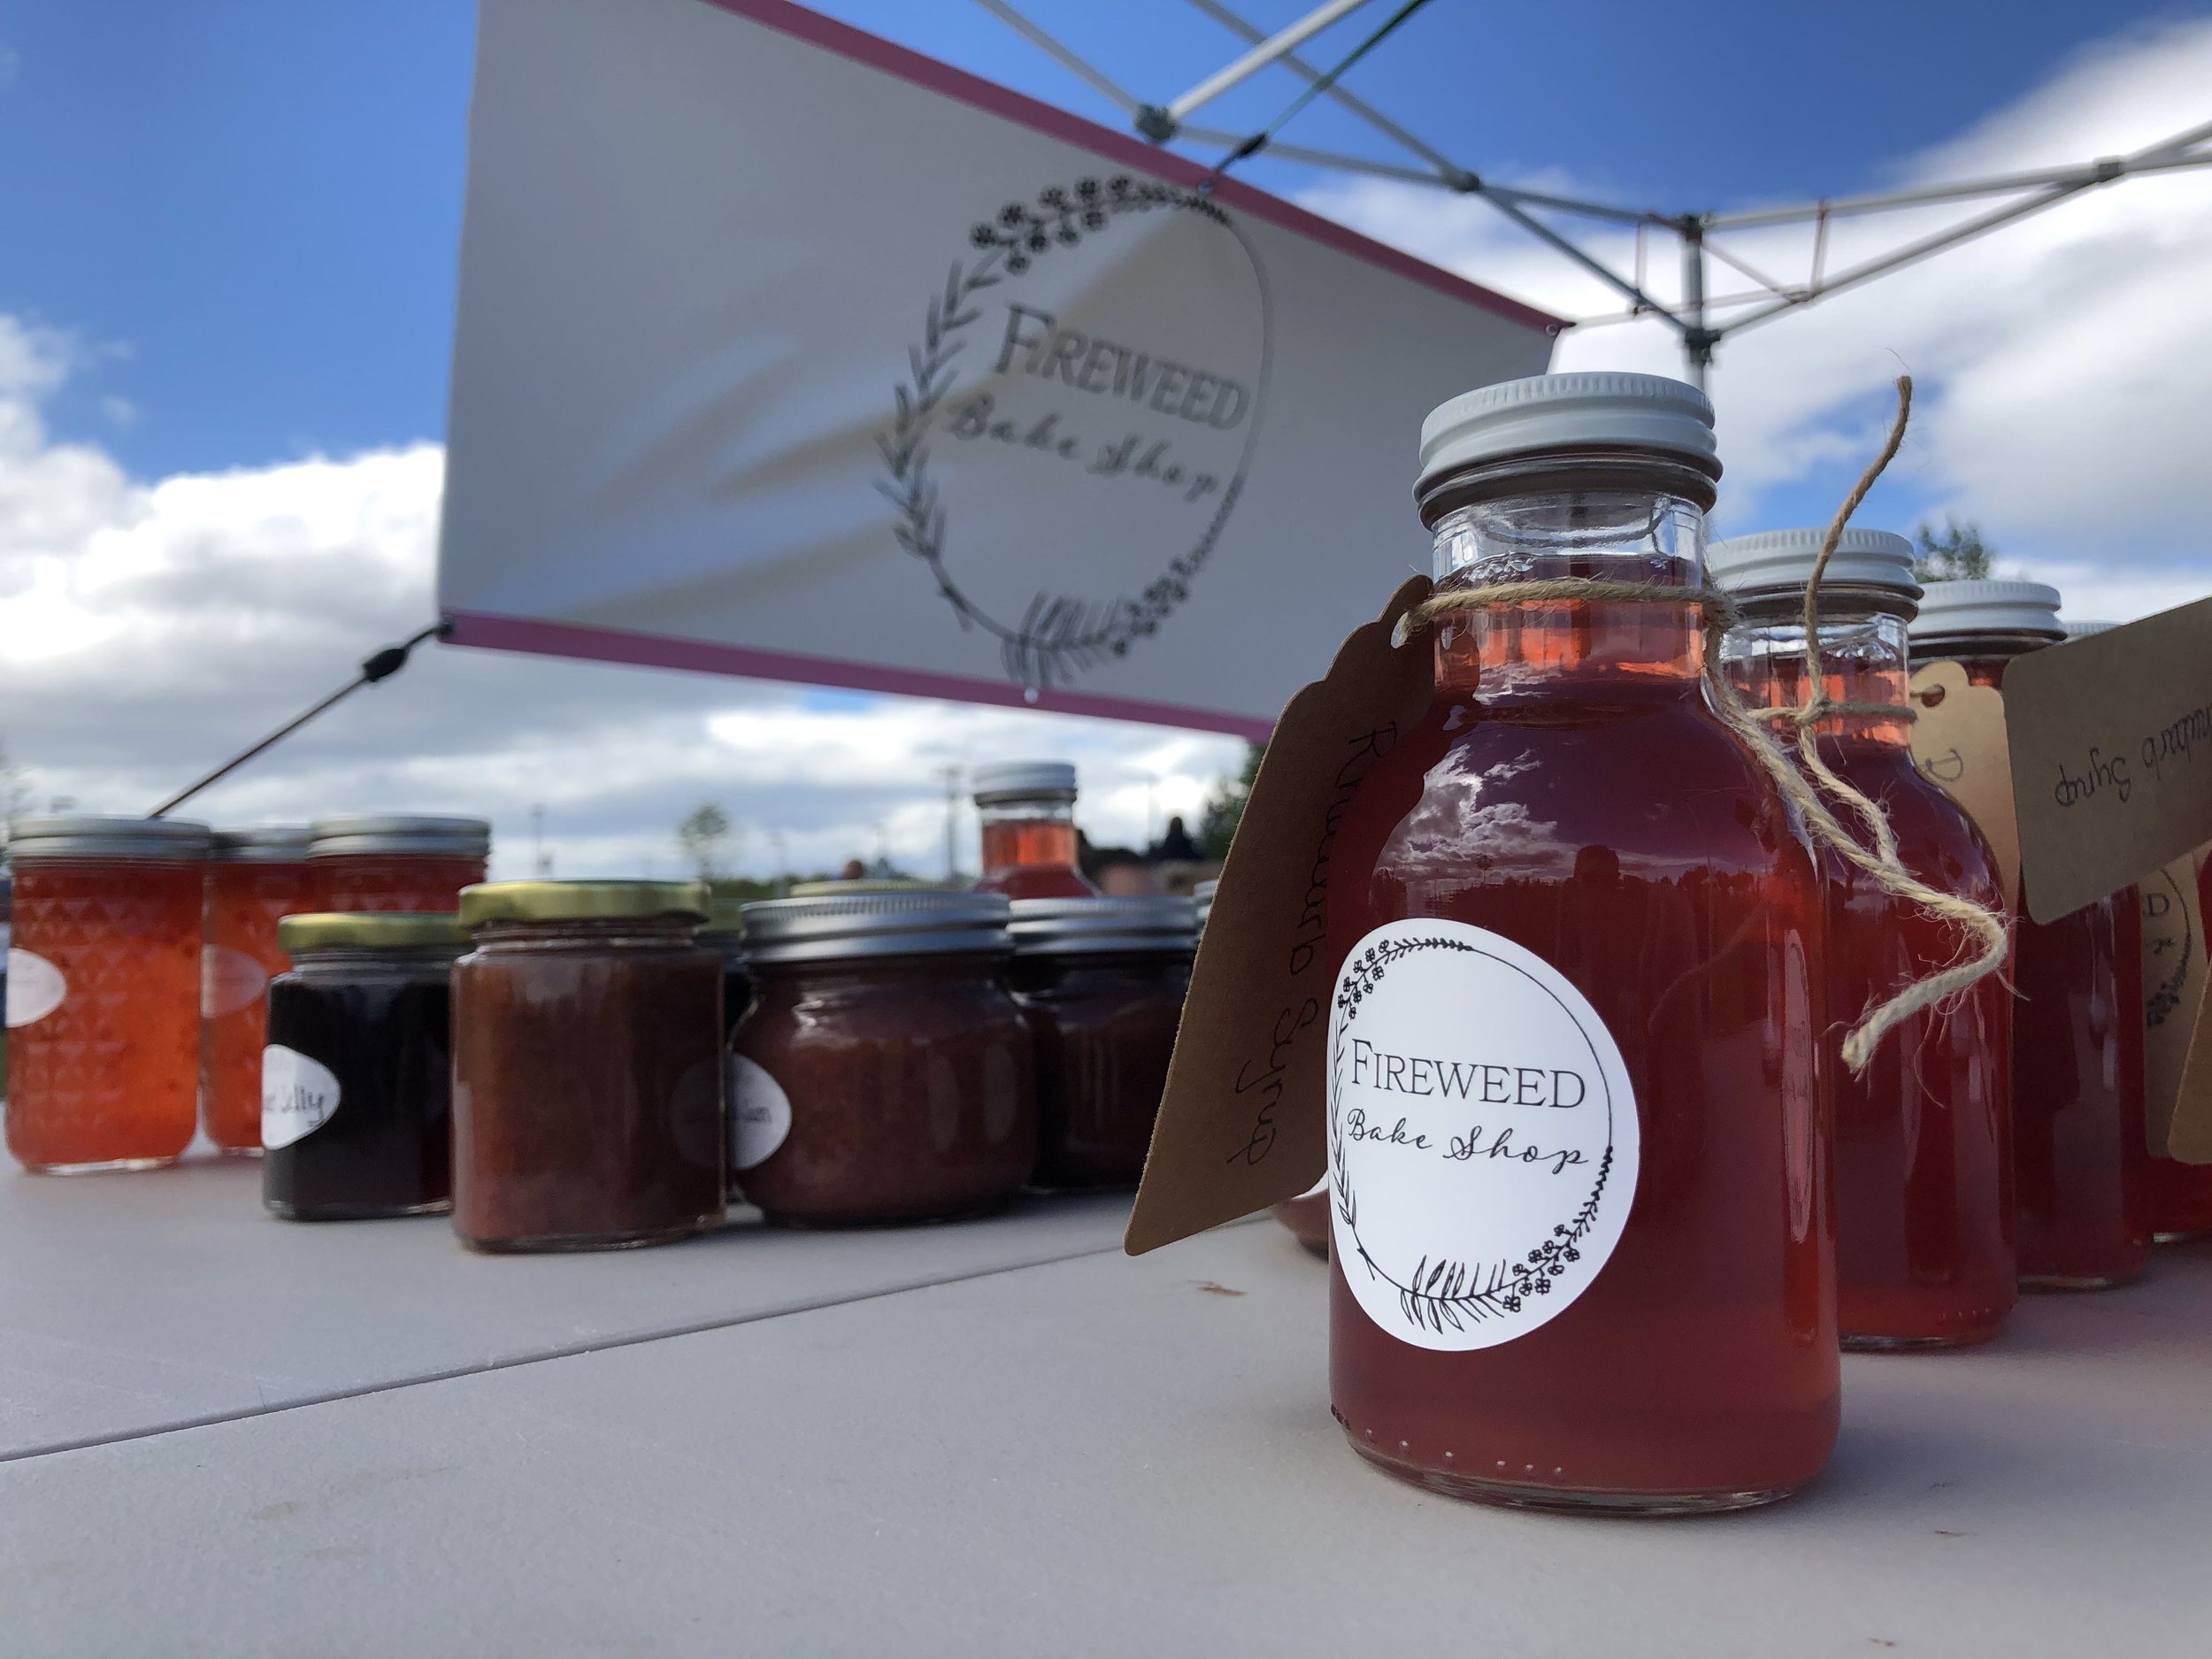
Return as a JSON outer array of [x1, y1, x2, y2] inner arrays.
[[8, 0, 2188, 482]]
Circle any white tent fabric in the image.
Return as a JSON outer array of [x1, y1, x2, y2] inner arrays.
[[437, 0, 1556, 737]]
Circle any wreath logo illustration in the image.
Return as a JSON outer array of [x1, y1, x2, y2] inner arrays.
[[874, 176, 1271, 689], [1331, 934, 1617, 1337]]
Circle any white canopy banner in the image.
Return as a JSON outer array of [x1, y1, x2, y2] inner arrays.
[[438, 0, 1558, 739]]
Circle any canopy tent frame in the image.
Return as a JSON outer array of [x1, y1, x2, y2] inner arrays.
[[971, 0, 2212, 387]]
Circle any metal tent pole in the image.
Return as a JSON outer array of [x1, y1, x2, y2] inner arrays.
[[1160, 0, 1376, 129], [964, 0, 1144, 116]]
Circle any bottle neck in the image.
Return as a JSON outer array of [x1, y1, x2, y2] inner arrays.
[[1427, 488, 1709, 703], [1723, 602, 1913, 747], [1908, 632, 2054, 690]]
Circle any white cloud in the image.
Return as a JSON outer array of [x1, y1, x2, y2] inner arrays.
[[0, 353, 1243, 878], [1299, 14, 2212, 621]]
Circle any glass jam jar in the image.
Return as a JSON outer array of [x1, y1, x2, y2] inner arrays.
[[732, 892, 1036, 1225], [972, 762, 1098, 898], [1713, 528, 2015, 1348], [1912, 581, 2151, 1289], [1327, 373, 1833, 1513], [310, 815, 490, 912], [5, 816, 212, 1172], [1009, 895, 1194, 1190], [199, 825, 318, 1154], [264, 911, 463, 1220], [451, 881, 725, 1251]]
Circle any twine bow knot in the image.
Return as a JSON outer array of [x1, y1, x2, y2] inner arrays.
[[1408, 376, 2009, 1073]]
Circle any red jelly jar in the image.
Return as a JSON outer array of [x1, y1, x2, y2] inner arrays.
[[972, 763, 1097, 899], [310, 815, 490, 913], [6, 816, 212, 1172], [1008, 895, 1194, 1190], [1912, 580, 2150, 1289], [200, 826, 319, 1154], [1713, 528, 2014, 1348], [1327, 374, 1833, 1514]]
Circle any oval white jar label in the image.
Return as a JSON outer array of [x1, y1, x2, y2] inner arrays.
[[201, 944, 271, 1018], [5, 949, 67, 1028], [262, 1045, 342, 1148], [1328, 918, 1638, 1352], [728, 1053, 792, 1171]]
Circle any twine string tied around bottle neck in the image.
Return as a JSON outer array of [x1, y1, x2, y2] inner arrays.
[[1405, 375, 2009, 1073]]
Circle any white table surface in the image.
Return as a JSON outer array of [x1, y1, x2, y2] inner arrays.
[[0, 1155, 1132, 1460], [5, 1171, 2210, 1657]]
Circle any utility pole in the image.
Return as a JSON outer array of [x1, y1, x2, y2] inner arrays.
[[770, 829, 788, 896], [937, 765, 962, 882], [530, 804, 549, 875]]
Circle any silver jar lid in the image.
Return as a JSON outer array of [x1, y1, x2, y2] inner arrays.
[[1707, 527, 1921, 608], [2065, 619, 2117, 639], [308, 814, 492, 860], [971, 761, 1078, 807], [211, 825, 314, 864], [1417, 373, 1718, 498], [1908, 580, 2066, 645], [741, 890, 1013, 964], [6, 815, 213, 863], [1010, 895, 1196, 955]]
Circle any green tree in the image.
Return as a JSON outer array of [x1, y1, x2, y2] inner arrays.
[[1914, 516, 1996, 583], [1197, 742, 1263, 860], [676, 802, 736, 881]]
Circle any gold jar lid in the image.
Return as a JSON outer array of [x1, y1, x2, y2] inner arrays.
[[457, 879, 711, 928], [277, 912, 468, 954]]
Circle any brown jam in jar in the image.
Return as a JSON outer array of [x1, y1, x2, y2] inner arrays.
[[1009, 896, 1194, 1190], [731, 892, 1036, 1225], [310, 815, 490, 913], [451, 880, 725, 1252]]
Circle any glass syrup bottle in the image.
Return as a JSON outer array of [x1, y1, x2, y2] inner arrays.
[[971, 763, 1099, 899], [1326, 373, 1835, 1514], [1712, 528, 2014, 1348], [1911, 580, 2150, 1288]]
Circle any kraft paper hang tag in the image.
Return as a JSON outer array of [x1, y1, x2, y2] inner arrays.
[[1909, 660, 2020, 909], [2002, 595, 2212, 925], [2142, 846, 2208, 1158], [1125, 575, 1434, 1256], [2168, 908, 2212, 1167]]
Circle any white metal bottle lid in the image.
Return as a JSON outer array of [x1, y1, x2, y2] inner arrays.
[[1417, 373, 1719, 496], [1908, 580, 2066, 644], [971, 761, 1079, 807], [1707, 527, 1921, 606]]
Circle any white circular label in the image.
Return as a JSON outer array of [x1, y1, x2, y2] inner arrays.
[[261, 1044, 342, 1149], [728, 1053, 792, 1172], [1328, 918, 1639, 1352], [5, 949, 67, 1028], [201, 944, 271, 1018]]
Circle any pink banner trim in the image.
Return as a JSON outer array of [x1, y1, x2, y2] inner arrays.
[[442, 611, 1279, 743], [691, 0, 1562, 334]]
